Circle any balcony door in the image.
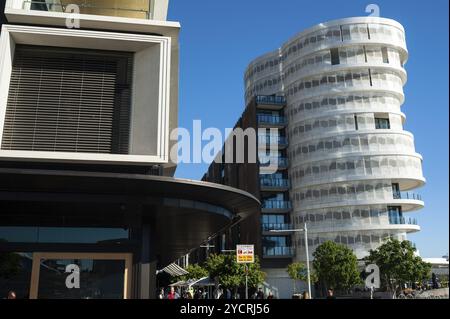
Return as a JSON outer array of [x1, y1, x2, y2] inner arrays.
[[29, 253, 132, 299]]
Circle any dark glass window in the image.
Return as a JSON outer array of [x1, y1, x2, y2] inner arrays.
[[388, 206, 403, 224], [375, 118, 391, 129], [382, 47, 390, 63], [37, 258, 125, 299], [0, 227, 129, 244], [392, 183, 401, 199], [331, 48, 340, 65]]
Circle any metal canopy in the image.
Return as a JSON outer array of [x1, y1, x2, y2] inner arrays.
[[159, 263, 189, 277], [0, 168, 260, 266]]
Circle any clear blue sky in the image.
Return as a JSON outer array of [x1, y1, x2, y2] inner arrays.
[[168, 0, 449, 258]]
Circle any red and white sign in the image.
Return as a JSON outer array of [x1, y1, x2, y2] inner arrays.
[[236, 245, 255, 264]]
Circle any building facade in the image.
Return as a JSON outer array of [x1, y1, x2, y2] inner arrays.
[[0, 0, 259, 299], [206, 17, 425, 298], [203, 95, 295, 298]]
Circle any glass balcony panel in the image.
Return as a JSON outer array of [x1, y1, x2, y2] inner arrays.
[[262, 246, 294, 257], [260, 178, 289, 188], [260, 157, 288, 167], [257, 114, 287, 125], [24, 0, 152, 20], [256, 95, 286, 105], [392, 192, 423, 201], [258, 136, 288, 146], [262, 223, 292, 231], [262, 200, 292, 210]]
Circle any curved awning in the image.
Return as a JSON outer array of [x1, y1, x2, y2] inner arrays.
[[0, 168, 260, 266], [159, 263, 189, 277]]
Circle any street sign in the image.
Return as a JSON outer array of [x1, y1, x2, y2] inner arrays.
[[236, 245, 255, 264]]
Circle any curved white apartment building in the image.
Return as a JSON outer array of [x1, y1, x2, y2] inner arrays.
[[245, 17, 425, 261]]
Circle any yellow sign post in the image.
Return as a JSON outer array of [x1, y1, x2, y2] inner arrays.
[[236, 245, 254, 299]]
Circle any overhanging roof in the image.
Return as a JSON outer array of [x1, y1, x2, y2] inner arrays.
[[0, 168, 260, 265]]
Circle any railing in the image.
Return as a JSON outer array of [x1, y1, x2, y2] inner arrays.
[[257, 114, 287, 125], [260, 157, 288, 168], [389, 217, 418, 226], [262, 200, 292, 210], [258, 136, 288, 146], [263, 246, 294, 257], [255, 95, 286, 105], [262, 223, 293, 232], [260, 178, 289, 188], [23, 0, 152, 19], [393, 192, 423, 201]]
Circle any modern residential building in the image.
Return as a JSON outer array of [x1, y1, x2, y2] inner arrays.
[[205, 17, 425, 298], [0, 0, 259, 299], [203, 95, 294, 298]]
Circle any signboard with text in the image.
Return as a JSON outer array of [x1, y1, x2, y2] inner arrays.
[[236, 245, 255, 264]]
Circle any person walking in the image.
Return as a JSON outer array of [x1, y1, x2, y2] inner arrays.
[[167, 287, 178, 300], [256, 288, 265, 300], [7, 291, 17, 300], [213, 286, 223, 299], [326, 289, 336, 300]]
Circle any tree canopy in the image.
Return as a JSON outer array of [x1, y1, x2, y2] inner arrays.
[[313, 241, 362, 291], [205, 254, 266, 289], [365, 239, 431, 294], [287, 262, 318, 293], [178, 264, 209, 282]]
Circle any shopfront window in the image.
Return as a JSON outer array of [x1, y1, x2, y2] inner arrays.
[[37, 258, 125, 299]]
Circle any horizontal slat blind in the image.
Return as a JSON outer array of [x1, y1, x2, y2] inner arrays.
[[1, 45, 133, 154]]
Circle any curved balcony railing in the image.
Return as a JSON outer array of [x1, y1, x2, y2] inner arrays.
[[393, 192, 423, 201], [262, 200, 292, 210], [257, 115, 287, 126], [260, 178, 289, 188], [256, 95, 286, 105], [389, 217, 418, 226], [262, 223, 293, 232], [263, 246, 294, 257]]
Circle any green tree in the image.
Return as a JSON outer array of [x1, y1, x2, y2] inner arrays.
[[0, 251, 21, 279], [365, 239, 431, 297], [205, 254, 266, 291], [178, 264, 209, 282], [287, 262, 318, 293], [313, 241, 362, 292]]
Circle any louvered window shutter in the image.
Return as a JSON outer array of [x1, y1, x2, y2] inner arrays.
[[1, 45, 133, 154]]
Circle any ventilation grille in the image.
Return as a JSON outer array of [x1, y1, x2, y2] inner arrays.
[[1, 45, 133, 154]]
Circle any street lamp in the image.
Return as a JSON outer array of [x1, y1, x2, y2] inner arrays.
[[270, 223, 311, 298]]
